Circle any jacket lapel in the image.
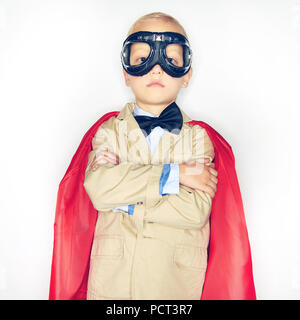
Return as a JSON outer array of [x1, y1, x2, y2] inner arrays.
[[116, 102, 193, 165]]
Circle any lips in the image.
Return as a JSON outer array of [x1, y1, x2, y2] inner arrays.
[[147, 82, 165, 87]]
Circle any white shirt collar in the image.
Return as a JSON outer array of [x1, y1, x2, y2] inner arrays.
[[133, 103, 159, 118]]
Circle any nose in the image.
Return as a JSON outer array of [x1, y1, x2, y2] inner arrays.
[[150, 64, 163, 74]]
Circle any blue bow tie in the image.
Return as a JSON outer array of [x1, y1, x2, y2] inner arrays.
[[133, 102, 183, 137]]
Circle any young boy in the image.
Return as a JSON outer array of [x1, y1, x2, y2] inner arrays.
[[49, 12, 256, 300], [83, 14, 218, 300]]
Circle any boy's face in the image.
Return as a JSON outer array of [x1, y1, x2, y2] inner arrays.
[[122, 19, 193, 112]]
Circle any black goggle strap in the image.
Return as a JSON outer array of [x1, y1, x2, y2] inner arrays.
[[123, 31, 191, 57]]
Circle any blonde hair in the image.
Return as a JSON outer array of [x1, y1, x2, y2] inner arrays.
[[126, 12, 189, 39]]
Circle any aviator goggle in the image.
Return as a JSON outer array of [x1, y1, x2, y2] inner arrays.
[[121, 31, 192, 78]]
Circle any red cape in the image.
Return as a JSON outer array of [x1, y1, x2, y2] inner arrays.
[[49, 111, 256, 300]]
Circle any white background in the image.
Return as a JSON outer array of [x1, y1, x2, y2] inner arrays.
[[0, 0, 299, 300]]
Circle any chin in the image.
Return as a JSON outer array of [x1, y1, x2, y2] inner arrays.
[[142, 95, 175, 104], [143, 99, 172, 106]]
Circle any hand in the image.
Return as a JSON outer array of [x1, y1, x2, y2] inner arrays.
[[179, 158, 218, 198], [89, 150, 120, 170]]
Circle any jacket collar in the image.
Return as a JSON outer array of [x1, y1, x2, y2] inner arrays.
[[116, 102, 193, 164], [117, 101, 192, 125]]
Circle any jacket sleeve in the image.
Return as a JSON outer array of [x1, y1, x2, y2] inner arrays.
[[144, 125, 215, 230], [83, 124, 165, 211]]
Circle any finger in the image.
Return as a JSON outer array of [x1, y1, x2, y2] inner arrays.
[[95, 153, 108, 162], [185, 158, 207, 166], [210, 175, 218, 184], [96, 156, 109, 164], [194, 158, 211, 164], [185, 158, 197, 165], [115, 153, 120, 164], [101, 154, 118, 165], [100, 150, 115, 159], [199, 165, 212, 177], [207, 180, 217, 193], [97, 151, 116, 163], [90, 158, 108, 169], [209, 167, 218, 177], [95, 152, 113, 163], [202, 185, 215, 199], [101, 150, 120, 164]]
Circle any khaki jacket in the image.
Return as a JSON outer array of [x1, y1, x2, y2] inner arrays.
[[83, 102, 215, 300]]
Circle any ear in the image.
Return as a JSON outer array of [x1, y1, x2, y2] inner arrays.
[[181, 66, 193, 88], [122, 69, 130, 87]]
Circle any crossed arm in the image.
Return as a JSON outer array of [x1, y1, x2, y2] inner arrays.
[[83, 124, 217, 229]]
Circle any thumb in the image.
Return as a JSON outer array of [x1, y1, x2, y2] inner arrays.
[[194, 158, 211, 164]]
